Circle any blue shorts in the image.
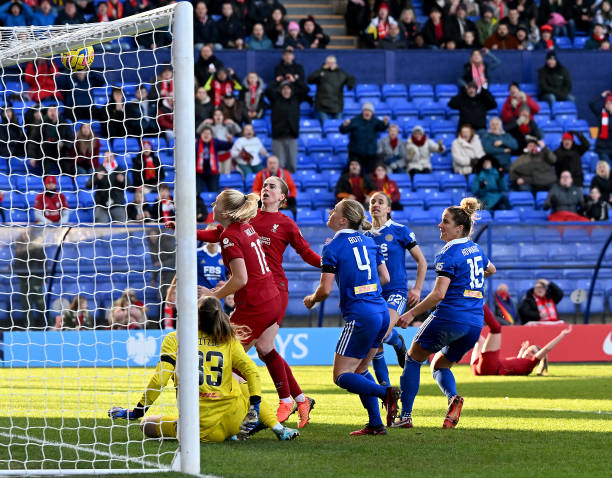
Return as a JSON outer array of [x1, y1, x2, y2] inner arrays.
[[336, 310, 390, 359], [413, 315, 482, 363], [383, 290, 408, 316]]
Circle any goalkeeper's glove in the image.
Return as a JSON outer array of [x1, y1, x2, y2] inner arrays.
[[238, 396, 261, 439], [108, 404, 146, 421]]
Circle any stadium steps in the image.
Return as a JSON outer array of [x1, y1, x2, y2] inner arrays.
[[283, 0, 357, 48]]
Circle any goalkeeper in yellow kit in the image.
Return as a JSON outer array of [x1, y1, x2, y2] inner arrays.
[[108, 296, 299, 442]]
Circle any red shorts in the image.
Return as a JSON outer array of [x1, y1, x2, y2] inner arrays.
[[230, 296, 282, 344], [472, 350, 538, 376], [277, 288, 288, 325], [471, 350, 502, 376]]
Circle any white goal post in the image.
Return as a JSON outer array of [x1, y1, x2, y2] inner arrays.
[[0, 2, 199, 475]]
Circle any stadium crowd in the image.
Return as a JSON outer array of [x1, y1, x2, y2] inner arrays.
[[0, 0, 611, 331]]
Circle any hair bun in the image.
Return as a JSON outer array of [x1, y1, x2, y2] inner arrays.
[[460, 197, 481, 218]]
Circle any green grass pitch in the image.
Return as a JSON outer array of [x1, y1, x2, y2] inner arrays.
[[1, 364, 611, 477]]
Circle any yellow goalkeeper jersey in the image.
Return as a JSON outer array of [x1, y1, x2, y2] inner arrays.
[[139, 331, 262, 408]]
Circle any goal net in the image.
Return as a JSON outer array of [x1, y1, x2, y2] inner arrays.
[[0, 3, 199, 475]]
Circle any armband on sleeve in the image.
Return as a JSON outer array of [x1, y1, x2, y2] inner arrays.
[[321, 265, 336, 274]]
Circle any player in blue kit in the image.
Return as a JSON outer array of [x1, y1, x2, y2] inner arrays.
[[366, 192, 427, 386], [394, 197, 496, 429], [304, 199, 400, 436], [196, 235, 227, 289]]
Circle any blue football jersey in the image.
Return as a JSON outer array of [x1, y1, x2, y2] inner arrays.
[[321, 229, 388, 320], [433, 237, 490, 326], [365, 219, 417, 295], [197, 245, 227, 289]]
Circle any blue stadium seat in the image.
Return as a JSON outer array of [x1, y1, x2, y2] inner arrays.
[[296, 155, 316, 171], [219, 173, 244, 190], [343, 99, 362, 116], [382, 84, 408, 100], [412, 174, 439, 190], [296, 191, 313, 209], [326, 133, 349, 154], [296, 171, 327, 190], [323, 119, 344, 135], [547, 243, 576, 261], [519, 84, 538, 96], [536, 102, 552, 117], [575, 243, 600, 262], [518, 243, 548, 261], [439, 173, 466, 191], [590, 227, 610, 244], [391, 100, 419, 118], [492, 243, 519, 262], [430, 118, 457, 134], [552, 101, 577, 118], [521, 209, 548, 222], [555, 36, 572, 49], [544, 133, 562, 148], [534, 228, 561, 242], [509, 191, 535, 208], [562, 228, 590, 243], [435, 84, 458, 99], [410, 208, 441, 224], [318, 155, 346, 171], [535, 191, 548, 208], [573, 36, 588, 48], [327, 172, 341, 191], [355, 83, 381, 100], [424, 190, 452, 208], [303, 136, 332, 154], [562, 118, 590, 135], [431, 154, 453, 171], [388, 173, 411, 190], [494, 210, 520, 222], [299, 102, 313, 117], [311, 189, 335, 209], [538, 118, 563, 133], [296, 209, 324, 226], [396, 116, 423, 135], [16, 175, 43, 192], [475, 209, 492, 223], [299, 118, 322, 135], [419, 101, 447, 118], [251, 118, 268, 136], [488, 83, 508, 96], [409, 84, 434, 99]]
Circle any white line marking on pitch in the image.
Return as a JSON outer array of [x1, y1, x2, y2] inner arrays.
[[0, 431, 164, 469], [543, 408, 612, 416]]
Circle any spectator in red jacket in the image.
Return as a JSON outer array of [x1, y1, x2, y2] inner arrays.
[[501, 81, 540, 125], [24, 59, 62, 104], [34, 176, 69, 225], [371, 163, 402, 210], [251, 155, 297, 215]]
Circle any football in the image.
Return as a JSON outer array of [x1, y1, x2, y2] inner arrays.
[[61, 46, 94, 71]]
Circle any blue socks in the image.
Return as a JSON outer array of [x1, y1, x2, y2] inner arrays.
[[336, 372, 387, 400], [372, 352, 390, 387], [384, 328, 403, 350], [399, 355, 422, 416], [432, 368, 457, 401], [358, 371, 383, 427]]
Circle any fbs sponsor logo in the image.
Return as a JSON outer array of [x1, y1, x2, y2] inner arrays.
[[603, 332, 612, 355], [127, 333, 157, 365]]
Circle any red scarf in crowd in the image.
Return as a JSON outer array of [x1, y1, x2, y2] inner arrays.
[[196, 138, 217, 174], [434, 21, 443, 42], [249, 84, 257, 105], [601, 108, 609, 140], [534, 294, 558, 321], [108, 1, 123, 19], [129, 0, 149, 7], [161, 198, 173, 224], [411, 132, 427, 146], [378, 20, 389, 39], [471, 63, 486, 90], [160, 79, 173, 99], [213, 80, 233, 107], [389, 137, 398, 149], [143, 154, 156, 180], [519, 122, 531, 134]]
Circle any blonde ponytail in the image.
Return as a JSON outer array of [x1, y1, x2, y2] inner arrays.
[[340, 199, 370, 231], [216, 189, 259, 223]]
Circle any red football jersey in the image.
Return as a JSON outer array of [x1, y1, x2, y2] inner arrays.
[[250, 210, 321, 291], [34, 192, 67, 223], [219, 222, 279, 307], [499, 356, 539, 376]]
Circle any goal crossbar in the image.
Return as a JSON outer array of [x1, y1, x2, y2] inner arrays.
[[0, 4, 176, 67]]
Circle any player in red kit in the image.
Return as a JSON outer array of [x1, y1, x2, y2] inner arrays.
[[471, 305, 572, 376], [198, 189, 313, 428]]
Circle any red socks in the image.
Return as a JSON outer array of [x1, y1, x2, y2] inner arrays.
[[260, 349, 291, 399], [484, 305, 502, 334], [284, 360, 303, 398]]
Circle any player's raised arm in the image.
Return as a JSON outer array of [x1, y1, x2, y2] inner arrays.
[[108, 333, 177, 421], [304, 272, 334, 309]]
